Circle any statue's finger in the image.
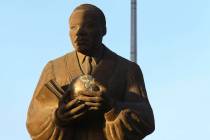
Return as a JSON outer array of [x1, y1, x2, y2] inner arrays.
[[78, 96, 103, 103], [71, 111, 88, 120], [64, 98, 79, 111], [78, 91, 92, 96], [84, 102, 101, 107], [58, 109, 87, 123], [63, 103, 86, 118], [89, 106, 100, 111]]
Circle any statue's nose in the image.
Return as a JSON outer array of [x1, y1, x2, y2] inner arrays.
[[76, 27, 86, 36]]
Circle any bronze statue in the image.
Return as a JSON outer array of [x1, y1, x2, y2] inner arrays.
[[26, 4, 155, 140]]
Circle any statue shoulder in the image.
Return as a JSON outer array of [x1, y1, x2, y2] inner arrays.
[[115, 53, 138, 68], [50, 51, 75, 65], [46, 51, 76, 86]]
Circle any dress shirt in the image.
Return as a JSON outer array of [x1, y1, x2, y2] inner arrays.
[[76, 46, 104, 74]]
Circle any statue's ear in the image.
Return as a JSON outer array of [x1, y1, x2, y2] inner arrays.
[[102, 26, 107, 36]]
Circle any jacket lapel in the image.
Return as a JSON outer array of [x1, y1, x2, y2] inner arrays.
[[65, 51, 84, 82], [92, 47, 118, 87], [65, 48, 118, 89]]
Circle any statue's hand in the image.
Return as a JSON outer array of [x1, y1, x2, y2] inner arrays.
[[55, 93, 89, 127], [78, 85, 115, 113]]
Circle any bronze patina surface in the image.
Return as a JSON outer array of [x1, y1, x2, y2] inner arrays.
[[26, 4, 155, 140]]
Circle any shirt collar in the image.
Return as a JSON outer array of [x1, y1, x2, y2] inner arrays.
[[76, 45, 104, 65]]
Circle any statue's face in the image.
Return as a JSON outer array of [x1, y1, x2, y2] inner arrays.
[[69, 9, 104, 54]]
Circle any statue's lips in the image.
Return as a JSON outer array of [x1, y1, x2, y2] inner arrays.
[[74, 39, 88, 45]]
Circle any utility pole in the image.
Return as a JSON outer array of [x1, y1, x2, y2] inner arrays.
[[130, 0, 137, 63]]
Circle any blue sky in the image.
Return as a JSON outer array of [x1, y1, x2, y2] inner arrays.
[[0, 0, 210, 139]]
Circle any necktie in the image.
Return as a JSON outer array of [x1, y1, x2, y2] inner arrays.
[[86, 56, 92, 75]]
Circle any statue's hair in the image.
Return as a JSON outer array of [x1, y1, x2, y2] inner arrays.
[[70, 4, 107, 35], [73, 4, 106, 27]]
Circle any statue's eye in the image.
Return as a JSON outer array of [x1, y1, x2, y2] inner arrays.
[[85, 23, 95, 29], [70, 25, 77, 31]]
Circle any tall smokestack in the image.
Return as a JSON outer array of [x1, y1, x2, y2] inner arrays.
[[130, 0, 137, 63]]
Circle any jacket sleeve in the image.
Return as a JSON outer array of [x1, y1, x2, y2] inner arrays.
[[26, 61, 60, 140], [104, 63, 155, 140]]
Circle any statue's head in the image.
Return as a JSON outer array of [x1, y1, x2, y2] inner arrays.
[[69, 4, 106, 55]]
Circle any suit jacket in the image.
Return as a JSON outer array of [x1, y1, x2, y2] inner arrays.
[[26, 47, 155, 140]]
